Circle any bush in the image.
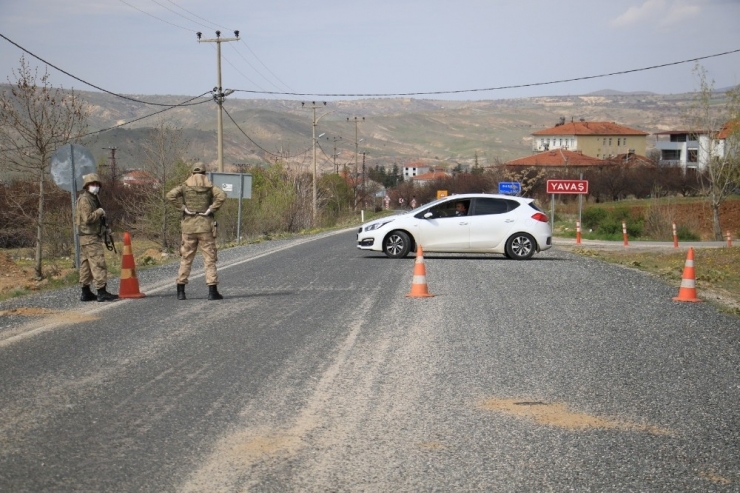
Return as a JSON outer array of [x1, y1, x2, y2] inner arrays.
[[677, 225, 700, 241], [582, 207, 608, 229]]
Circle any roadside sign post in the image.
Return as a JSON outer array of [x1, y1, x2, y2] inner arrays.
[[498, 182, 521, 195], [50, 144, 97, 269], [546, 179, 589, 230], [208, 172, 252, 242]]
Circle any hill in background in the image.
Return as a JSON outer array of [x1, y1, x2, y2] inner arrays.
[[2, 84, 720, 175]]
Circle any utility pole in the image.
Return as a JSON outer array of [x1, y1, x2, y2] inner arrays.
[[102, 147, 118, 183], [347, 116, 364, 209], [362, 151, 366, 208], [333, 137, 342, 174], [197, 30, 240, 172], [303, 102, 331, 224]]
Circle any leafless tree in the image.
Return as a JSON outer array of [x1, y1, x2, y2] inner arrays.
[[136, 117, 190, 250], [688, 65, 740, 240], [0, 56, 89, 279]]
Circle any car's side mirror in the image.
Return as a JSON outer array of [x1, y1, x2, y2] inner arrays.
[[423, 211, 434, 219]]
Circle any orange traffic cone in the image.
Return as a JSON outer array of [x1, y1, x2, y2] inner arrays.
[[119, 232, 145, 299], [406, 245, 434, 298], [672, 247, 701, 302]]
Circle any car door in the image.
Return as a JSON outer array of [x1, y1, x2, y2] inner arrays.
[[468, 197, 520, 251], [411, 198, 470, 251]]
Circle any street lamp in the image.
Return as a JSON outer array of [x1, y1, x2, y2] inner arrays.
[[307, 102, 333, 224]]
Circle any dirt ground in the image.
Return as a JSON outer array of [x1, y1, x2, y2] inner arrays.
[[660, 199, 740, 240]]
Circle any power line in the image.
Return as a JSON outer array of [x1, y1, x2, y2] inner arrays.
[[135, 0, 293, 93], [231, 48, 740, 98], [117, 0, 193, 32], [222, 106, 311, 159], [0, 92, 211, 155], [0, 33, 209, 108], [227, 44, 283, 92], [164, 0, 227, 31], [146, 0, 213, 30], [83, 92, 211, 137], [237, 40, 295, 93]]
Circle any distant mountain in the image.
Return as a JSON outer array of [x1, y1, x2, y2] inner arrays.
[[585, 89, 658, 96], [0, 85, 722, 174]]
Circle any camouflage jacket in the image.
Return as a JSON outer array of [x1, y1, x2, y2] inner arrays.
[[166, 174, 227, 234], [75, 190, 104, 244]]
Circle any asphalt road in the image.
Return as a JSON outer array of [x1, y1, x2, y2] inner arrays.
[[0, 230, 738, 491]]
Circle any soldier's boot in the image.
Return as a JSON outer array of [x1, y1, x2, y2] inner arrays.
[[80, 285, 97, 302], [97, 285, 119, 302], [177, 283, 187, 300], [207, 285, 223, 301]]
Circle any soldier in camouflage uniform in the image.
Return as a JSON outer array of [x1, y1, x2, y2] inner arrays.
[[76, 173, 118, 302], [166, 164, 227, 300]]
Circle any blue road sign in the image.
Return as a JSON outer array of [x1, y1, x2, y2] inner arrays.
[[498, 182, 521, 195]]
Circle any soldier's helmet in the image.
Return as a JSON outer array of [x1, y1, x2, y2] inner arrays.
[[82, 173, 101, 188], [192, 164, 206, 174]]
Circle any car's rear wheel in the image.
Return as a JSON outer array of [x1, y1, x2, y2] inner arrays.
[[383, 231, 411, 258], [505, 232, 536, 260]]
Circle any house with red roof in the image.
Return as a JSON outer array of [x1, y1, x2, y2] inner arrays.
[[532, 120, 649, 159], [121, 169, 159, 188], [408, 169, 451, 185], [505, 149, 608, 169]]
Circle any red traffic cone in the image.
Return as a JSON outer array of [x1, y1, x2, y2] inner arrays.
[[672, 247, 701, 302], [406, 245, 434, 298], [119, 232, 145, 299]]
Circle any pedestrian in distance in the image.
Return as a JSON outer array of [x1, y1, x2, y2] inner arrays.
[[166, 164, 227, 301], [76, 173, 118, 302]]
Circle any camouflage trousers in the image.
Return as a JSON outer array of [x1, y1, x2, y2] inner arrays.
[[177, 232, 219, 285], [79, 240, 108, 289]]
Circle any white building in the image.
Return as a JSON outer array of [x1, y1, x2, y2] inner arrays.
[[402, 163, 431, 180]]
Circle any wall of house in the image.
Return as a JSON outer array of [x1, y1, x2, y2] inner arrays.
[[533, 135, 646, 158]]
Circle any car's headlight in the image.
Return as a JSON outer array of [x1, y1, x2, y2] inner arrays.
[[365, 219, 394, 232]]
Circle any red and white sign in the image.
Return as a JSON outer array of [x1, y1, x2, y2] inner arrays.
[[547, 179, 589, 194]]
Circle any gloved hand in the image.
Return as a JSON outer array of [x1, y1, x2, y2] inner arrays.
[[95, 208, 105, 216], [198, 208, 213, 216], [183, 206, 196, 215]]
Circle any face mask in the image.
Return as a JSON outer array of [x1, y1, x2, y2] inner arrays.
[[88, 185, 100, 195]]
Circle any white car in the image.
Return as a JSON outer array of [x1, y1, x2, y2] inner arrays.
[[357, 193, 552, 259]]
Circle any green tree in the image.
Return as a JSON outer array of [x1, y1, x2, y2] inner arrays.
[[0, 56, 89, 279]]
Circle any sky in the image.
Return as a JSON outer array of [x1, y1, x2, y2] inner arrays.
[[1, 0, 739, 102]]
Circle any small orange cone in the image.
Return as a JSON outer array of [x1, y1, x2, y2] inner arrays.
[[406, 245, 434, 298], [119, 232, 145, 299], [672, 247, 701, 302]]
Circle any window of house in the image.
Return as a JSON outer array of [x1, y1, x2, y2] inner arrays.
[[617, 138, 621, 146], [623, 138, 627, 146], [603, 138, 607, 145], [609, 138, 612, 146]]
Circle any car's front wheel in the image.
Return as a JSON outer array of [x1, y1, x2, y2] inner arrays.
[[505, 232, 536, 260], [383, 231, 411, 258]]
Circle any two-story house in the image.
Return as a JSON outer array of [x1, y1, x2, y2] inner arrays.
[[654, 131, 701, 171], [656, 120, 738, 172], [532, 120, 648, 159], [403, 162, 431, 180]]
